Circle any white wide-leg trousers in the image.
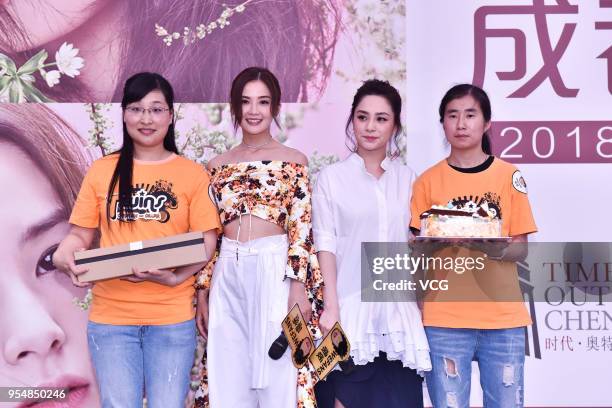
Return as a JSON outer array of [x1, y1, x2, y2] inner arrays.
[[207, 234, 297, 408]]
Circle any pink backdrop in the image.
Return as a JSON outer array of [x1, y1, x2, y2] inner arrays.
[[1, 0, 609, 407]]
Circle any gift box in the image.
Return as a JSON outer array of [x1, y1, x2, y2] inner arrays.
[[74, 231, 208, 282]]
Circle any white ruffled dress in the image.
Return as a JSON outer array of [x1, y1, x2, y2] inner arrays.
[[312, 154, 431, 374]]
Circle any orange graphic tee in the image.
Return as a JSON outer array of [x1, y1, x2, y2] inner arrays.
[[70, 154, 221, 325], [410, 157, 537, 329]]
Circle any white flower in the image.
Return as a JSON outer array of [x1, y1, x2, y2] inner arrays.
[[155, 0, 251, 46], [44, 70, 61, 87], [154, 23, 168, 36], [55, 42, 84, 78]]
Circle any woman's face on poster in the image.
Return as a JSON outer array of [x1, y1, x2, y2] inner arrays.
[[0, 142, 98, 406], [331, 329, 342, 346], [2, 0, 105, 51], [300, 338, 312, 356]]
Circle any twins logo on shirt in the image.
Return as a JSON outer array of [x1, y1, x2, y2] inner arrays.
[[111, 180, 178, 223]]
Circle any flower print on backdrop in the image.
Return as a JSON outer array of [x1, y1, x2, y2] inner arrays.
[[0, 42, 84, 102]]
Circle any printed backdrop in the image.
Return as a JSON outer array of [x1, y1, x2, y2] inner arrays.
[[1, 0, 609, 407]]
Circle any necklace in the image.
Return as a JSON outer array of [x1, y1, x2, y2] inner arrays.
[[242, 136, 273, 150]]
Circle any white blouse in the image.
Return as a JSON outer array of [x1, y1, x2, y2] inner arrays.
[[313, 153, 431, 373]]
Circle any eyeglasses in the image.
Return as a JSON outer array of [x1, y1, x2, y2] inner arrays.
[[125, 106, 171, 118]]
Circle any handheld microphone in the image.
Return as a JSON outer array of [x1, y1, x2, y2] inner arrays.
[[268, 332, 289, 360]]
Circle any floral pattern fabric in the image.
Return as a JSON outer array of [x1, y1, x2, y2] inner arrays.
[[194, 160, 324, 408]]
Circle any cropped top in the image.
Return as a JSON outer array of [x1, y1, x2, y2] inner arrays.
[[196, 160, 319, 287]]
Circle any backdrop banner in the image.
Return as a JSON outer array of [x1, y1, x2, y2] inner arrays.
[[1, 0, 609, 407]]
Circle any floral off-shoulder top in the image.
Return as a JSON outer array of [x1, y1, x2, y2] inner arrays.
[[194, 160, 324, 408], [197, 160, 319, 288]]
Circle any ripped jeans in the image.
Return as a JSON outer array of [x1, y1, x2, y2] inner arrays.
[[424, 327, 525, 408], [87, 319, 196, 408]]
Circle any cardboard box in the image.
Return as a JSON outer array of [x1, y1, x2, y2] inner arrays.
[[75, 231, 208, 283]]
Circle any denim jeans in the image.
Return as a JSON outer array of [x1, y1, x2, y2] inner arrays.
[[424, 327, 525, 408], [87, 319, 196, 408]]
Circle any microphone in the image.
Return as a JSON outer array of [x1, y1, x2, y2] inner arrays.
[[268, 332, 289, 360]]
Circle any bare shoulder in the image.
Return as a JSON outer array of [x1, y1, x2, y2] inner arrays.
[[279, 146, 308, 166], [206, 155, 223, 171], [207, 149, 236, 170]]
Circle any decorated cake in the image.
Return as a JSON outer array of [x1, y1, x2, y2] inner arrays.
[[420, 203, 501, 238]]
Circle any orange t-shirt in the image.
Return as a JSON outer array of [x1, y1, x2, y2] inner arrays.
[[70, 154, 221, 325], [410, 157, 537, 329]]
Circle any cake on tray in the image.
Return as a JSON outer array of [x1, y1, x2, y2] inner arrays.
[[419, 203, 501, 238]]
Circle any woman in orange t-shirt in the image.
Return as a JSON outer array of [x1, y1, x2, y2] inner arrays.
[[52, 72, 219, 407], [410, 84, 537, 407]]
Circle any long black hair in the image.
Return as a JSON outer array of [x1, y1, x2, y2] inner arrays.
[[293, 338, 310, 366], [345, 79, 403, 158], [438, 84, 492, 155], [105, 72, 178, 224], [332, 330, 348, 358]]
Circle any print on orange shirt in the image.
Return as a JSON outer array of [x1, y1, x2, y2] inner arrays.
[[441, 193, 502, 220], [110, 181, 178, 223]]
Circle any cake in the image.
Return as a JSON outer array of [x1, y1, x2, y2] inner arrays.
[[420, 203, 501, 238]]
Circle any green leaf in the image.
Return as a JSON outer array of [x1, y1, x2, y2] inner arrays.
[[18, 49, 48, 75], [8, 78, 24, 103], [0, 75, 11, 91], [22, 81, 54, 102], [0, 53, 18, 75]]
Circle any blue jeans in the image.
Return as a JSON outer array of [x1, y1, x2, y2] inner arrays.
[[424, 327, 525, 408], [87, 319, 196, 408]]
